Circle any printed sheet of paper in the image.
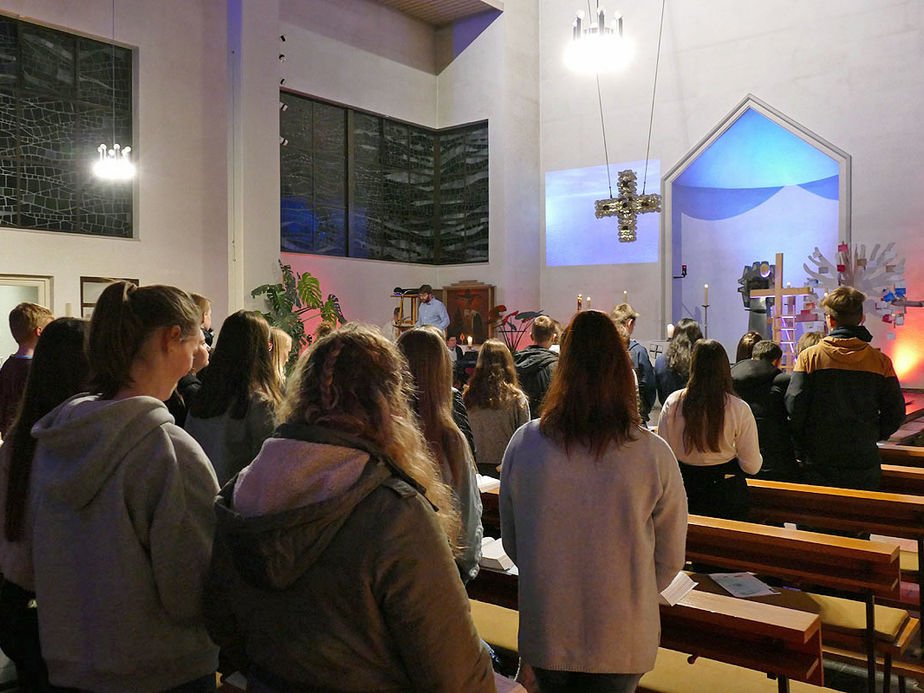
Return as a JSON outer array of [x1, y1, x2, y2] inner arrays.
[[659, 571, 697, 606], [709, 572, 778, 598]]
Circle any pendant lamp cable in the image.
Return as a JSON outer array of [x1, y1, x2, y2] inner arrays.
[[596, 71, 613, 199], [588, 0, 614, 199], [110, 0, 117, 145], [641, 0, 666, 195]]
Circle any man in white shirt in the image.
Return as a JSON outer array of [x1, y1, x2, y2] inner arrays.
[[414, 284, 450, 333]]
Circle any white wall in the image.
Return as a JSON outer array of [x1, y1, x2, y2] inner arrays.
[[539, 0, 924, 385], [0, 0, 229, 321]]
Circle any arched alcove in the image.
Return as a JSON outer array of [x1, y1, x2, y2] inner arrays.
[[660, 95, 851, 354]]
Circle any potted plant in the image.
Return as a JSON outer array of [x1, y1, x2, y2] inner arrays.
[[251, 261, 345, 373], [487, 305, 545, 352]]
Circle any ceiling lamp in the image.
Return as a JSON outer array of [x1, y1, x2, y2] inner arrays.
[[93, 143, 134, 180], [93, 0, 134, 181], [564, 5, 632, 74]]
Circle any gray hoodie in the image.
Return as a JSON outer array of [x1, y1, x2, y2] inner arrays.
[[30, 394, 219, 692]]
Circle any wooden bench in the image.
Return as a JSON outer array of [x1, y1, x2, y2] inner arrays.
[[881, 463, 924, 496], [878, 442, 924, 468], [747, 478, 924, 632], [468, 575, 825, 693], [481, 488, 914, 691], [687, 514, 912, 693], [640, 648, 840, 693]]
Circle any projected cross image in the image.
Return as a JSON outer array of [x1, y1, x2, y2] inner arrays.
[[546, 159, 660, 267]]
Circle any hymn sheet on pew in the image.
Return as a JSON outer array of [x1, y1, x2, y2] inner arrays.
[[659, 572, 697, 606], [709, 572, 778, 598]]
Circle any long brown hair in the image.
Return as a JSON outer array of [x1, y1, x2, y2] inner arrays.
[[278, 323, 460, 545], [463, 339, 523, 410], [4, 318, 89, 542], [397, 328, 470, 488], [735, 330, 763, 362], [190, 311, 283, 419], [681, 339, 734, 453], [665, 317, 703, 379], [539, 310, 640, 458], [88, 282, 201, 399]]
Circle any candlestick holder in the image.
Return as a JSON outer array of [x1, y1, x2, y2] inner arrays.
[[701, 303, 709, 338]]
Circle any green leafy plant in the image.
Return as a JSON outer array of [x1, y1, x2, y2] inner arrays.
[[251, 261, 345, 372], [487, 305, 545, 352]]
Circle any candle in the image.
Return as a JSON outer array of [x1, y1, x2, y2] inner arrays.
[[623, 290, 628, 303], [577, 294, 583, 311], [666, 323, 674, 339], [467, 335, 473, 347], [65, 302, 73, 317], [704, 284, 709, 305], [586, 296, 591, 310]]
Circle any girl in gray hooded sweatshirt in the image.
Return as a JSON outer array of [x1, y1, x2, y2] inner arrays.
[[29, 281, 219, 692]]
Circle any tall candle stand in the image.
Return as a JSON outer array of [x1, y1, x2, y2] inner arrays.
[[702, 303, 709, 338]]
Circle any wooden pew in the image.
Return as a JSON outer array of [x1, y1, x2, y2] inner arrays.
[[481, 487, 913, 692], [878, 442, 924, 468], [747, 478, 924, 620], [467, 569, 825, 693], [881, 463, 924, 496], [686, 515, 911, 693]]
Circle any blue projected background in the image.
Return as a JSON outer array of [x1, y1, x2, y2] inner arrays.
[[546, 159, 660, 266], [672, 107, 840, 354]]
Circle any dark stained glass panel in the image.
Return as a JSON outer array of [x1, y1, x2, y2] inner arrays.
[[0, 17, 132, 236], [281, 90, 488, 265]]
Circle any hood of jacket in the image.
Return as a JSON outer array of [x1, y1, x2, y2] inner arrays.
[[30, 394, 173, 510], [514, 345, 558, 374], [215, 428, 400, 591], [731, 359, 780, 399], [819, 326, 877, 366]]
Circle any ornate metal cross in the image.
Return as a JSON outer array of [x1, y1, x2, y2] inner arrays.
[[594, 169, 661, 242]]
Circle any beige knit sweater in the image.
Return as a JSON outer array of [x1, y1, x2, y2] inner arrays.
[[500, 421, 688, 673]]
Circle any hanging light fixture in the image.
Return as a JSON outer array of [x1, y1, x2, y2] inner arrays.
[[564, 3, 632, 74], [93, 0, 135, 181]]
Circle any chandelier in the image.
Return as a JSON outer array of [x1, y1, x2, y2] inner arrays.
[[93, 143, 134, 180], [564, 6, 631, 74]]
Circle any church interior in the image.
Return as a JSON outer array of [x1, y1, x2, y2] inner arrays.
[[2, 0, 924, 691]]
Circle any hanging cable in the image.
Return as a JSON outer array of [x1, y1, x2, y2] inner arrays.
[[641, 0, 666, 195], [110, 0, 116, 146], [596, 71, 613, 199]]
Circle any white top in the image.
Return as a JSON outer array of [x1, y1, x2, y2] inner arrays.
[[657, 389, 762, 474]]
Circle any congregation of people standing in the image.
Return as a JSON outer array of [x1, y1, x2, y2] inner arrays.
[[0, 282, 909, 693]]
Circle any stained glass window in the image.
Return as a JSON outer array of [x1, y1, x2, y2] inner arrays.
[[0, 15, 132, 238], [281, 91, 488, 265]]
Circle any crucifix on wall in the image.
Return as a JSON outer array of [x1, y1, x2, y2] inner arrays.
[[749, 252, 814, 371], [595, 169, 661, 242]]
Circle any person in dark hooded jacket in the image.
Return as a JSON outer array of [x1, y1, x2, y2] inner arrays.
[[731, 340, 798, 481], [204, 324, 494, 692], [514, 316, 559, 418], [786, 287, 905, 490]]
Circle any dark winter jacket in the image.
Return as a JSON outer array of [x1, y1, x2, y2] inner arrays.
[[785, 326, 905, 490], [514, 346, 558, 418], [204, 425, 494, 692], [655, 354, 688, 405], [628, 340, 656, 423], [452, 387, 477, 459], [731, 358, 798, 481]]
